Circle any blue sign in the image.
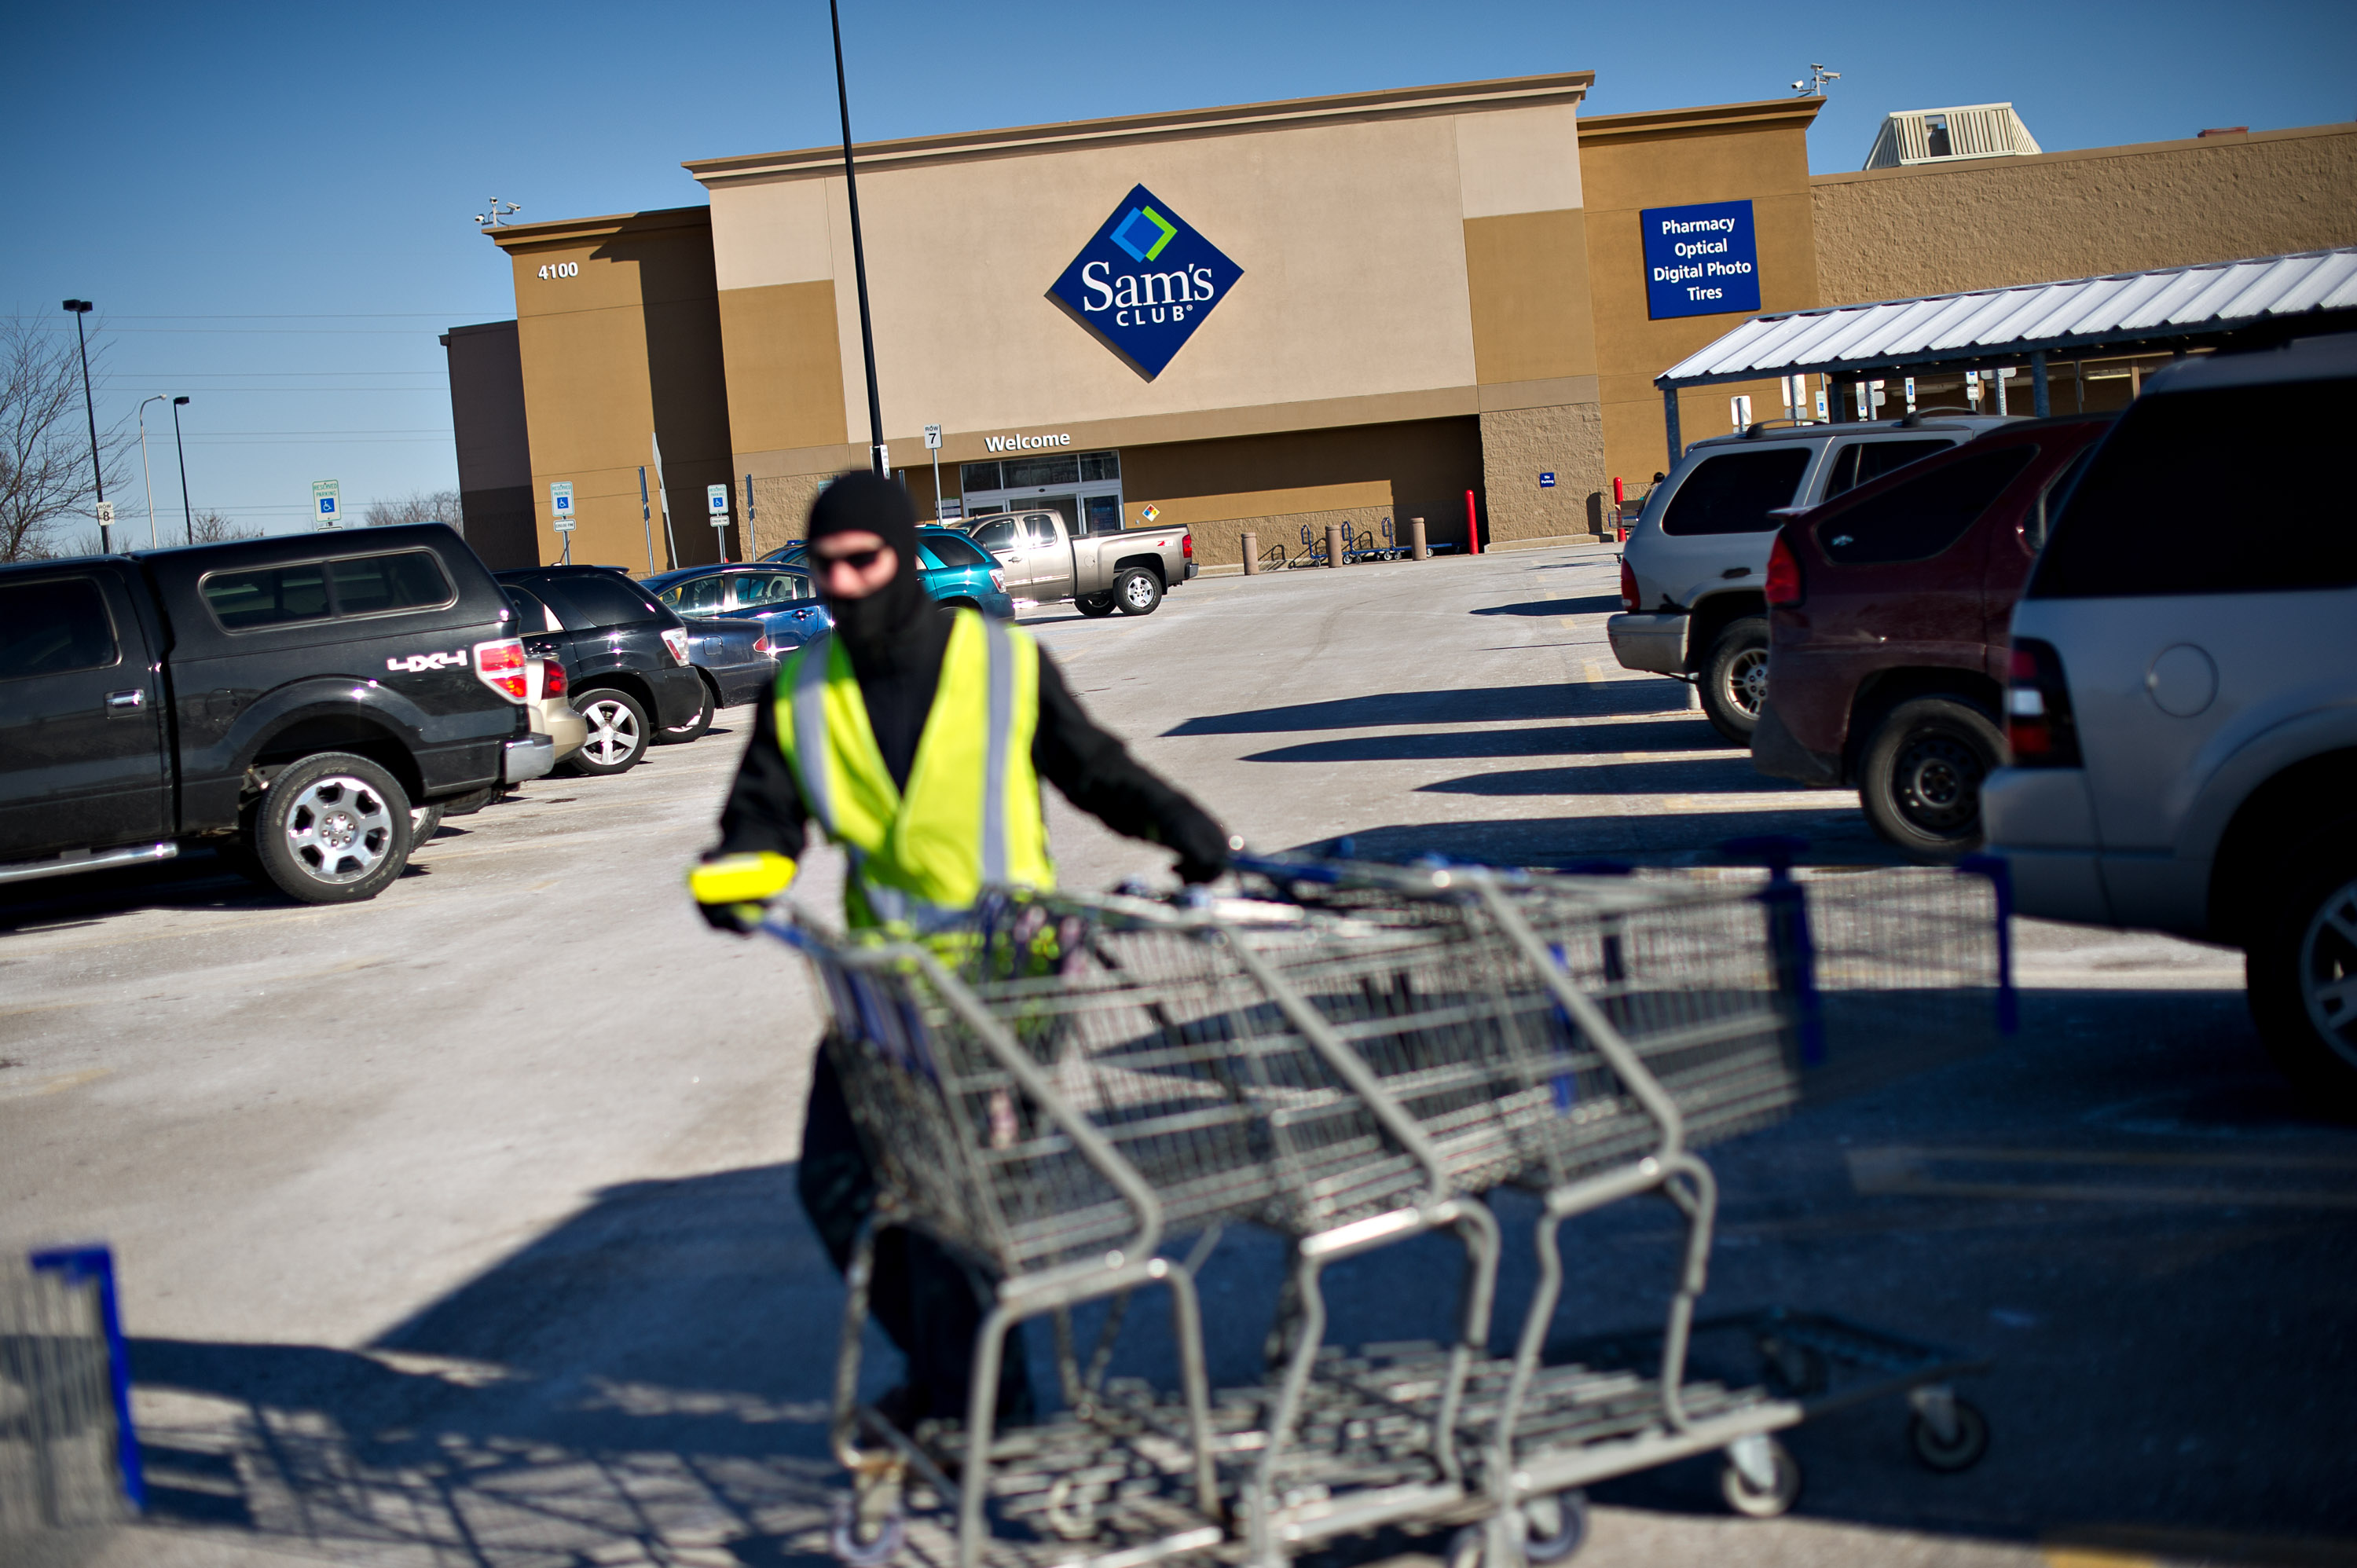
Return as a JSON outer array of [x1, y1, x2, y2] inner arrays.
[[1539, 472, 1556, 488], [1640, 200, 1760, 320], [1048, 184, 1242, 379]]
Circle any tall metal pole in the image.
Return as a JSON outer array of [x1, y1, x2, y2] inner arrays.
[[830, 0, 886, 477], [138, 396, 165, 548], [64, 302, 108, 552], [170, 397, 193, 544]]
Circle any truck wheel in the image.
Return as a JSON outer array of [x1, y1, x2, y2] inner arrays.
[[566, 687, 650, 775], [409, 803, 445, 847], [2248, 832, 2357, 1112], [656, 680, 714, 745], [1857, 697, 2003, 862], [251, 752, 413, 904], [1076, 592, 1116, 618], [1113, 569, 1162, 615], [1700, 617, 1770, 745]]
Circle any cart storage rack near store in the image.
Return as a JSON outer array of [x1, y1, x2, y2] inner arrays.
[[767, 854, 2004, 1568]]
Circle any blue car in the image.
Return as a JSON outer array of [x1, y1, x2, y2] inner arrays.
[[759, 527, 1013, 618], [641, 563, 834, 656]]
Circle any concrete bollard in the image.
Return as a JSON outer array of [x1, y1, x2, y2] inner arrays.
[[1241, 530, 1258, 575], [1410, 517, 1428, 560], [1325, 522, 1345, 567]]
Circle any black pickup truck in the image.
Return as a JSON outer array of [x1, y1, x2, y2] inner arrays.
[[0, 524, 552, 904]]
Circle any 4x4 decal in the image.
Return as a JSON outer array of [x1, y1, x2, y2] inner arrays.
[[387, 650, 468, 674]]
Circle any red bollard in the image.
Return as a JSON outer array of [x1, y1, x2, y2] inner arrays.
[[1611, 475, 1626, 543], [1464, 489, 1479, 556]]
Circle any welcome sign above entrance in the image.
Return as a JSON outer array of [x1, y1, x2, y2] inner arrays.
[[1049, 184, 1242, 379]]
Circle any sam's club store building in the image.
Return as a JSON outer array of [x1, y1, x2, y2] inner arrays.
[[446, 71, 2357, 572]]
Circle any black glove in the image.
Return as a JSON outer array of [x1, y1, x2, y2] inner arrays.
[[698, 898, 765, 935], [1171, 819, 1237, 885]]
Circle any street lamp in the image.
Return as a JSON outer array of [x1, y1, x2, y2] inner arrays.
[[170, 397, 193, 545], [829, 0, 885, 477], [137, 395, 169, 548], [61, 300, 108, 552]]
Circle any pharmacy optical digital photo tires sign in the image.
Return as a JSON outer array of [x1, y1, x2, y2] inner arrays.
[[1641, 199, 1761, 320], [1049, 184, 1243, 379]]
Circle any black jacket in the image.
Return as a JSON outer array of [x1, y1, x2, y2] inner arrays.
[[713, 622, 1226, 873]]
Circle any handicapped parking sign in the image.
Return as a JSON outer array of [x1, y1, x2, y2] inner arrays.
[[312, 479, 341, 527]]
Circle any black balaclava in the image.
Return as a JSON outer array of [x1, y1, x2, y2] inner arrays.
[[807, 472, 931, 672]]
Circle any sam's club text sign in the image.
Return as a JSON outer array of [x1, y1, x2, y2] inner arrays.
[[1049, 184, 1241, 379], [1641, 200, 1760, 320]]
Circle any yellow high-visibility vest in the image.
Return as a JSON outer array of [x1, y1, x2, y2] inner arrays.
[[776, 609, 1054, 929]]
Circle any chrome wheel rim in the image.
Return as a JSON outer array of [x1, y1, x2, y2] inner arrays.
[[1122, 576, 1154, 609], [1725, 647, 1769, 717], [2299, 876, 2357, 1068], [581, 698, 641, 766], [284, 775, 394, 885]]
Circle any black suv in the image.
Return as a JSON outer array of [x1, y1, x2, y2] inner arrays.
[[0, 524, 547, 904], [495, 567, 706, 777]]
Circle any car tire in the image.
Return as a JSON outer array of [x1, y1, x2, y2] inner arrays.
[[1075, 592, 1116, 618], [249, 752, 413, 905], [565, 687, 651, 776], [1113, 569, 1162, 616], [1857, 696, 2004, 862], [2248, 831, 2357, 1112], [656, 680, 714, 745], [409, 803, 445, 847], [1699, 617, 1770, 745]]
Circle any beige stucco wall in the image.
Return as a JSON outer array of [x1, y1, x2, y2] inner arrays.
[[1812, 123, 2357, 303], [1578, 100, 1825, 496], [695, 76, 1594, 542], [494, 210, 737, 571]]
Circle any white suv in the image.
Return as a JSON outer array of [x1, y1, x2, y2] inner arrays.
[[1608, 416, 2016, 742], [1985, 331, 2357, 1102]]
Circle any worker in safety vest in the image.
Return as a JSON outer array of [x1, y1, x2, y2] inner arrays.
[[689, 472, 1232, 1428]]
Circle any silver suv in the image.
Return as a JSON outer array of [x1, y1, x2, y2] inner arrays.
[[1608, 416, 2018, 742], [1985, 331, 2357, 1102]]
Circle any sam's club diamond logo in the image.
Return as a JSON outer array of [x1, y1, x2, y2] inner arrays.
[[1048, 184, 1241, 380]]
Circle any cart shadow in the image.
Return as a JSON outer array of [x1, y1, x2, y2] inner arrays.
[[1166, 683, 1691, 738], [124, 990, 2357, 1564], [1239, 720, 1727, 764]]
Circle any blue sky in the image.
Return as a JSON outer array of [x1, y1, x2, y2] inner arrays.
[[5, 1, 2350, 537]]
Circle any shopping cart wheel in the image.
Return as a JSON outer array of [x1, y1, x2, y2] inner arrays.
[[1718, 1434, 1802, 1519], [1758, 1337, 1828, 1398], [830, 1493, 907, 1566], [1522, 1489, 1590, 1562], [1907, 1394, 1990, 1473]]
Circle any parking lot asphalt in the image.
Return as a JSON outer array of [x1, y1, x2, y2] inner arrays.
[[4, 544, 2348, 1568]]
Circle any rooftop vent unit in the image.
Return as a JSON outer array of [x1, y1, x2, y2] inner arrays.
[[1863, 104, 2041, 170]]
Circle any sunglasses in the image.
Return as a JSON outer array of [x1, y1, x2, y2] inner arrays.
[[814, 547, 885, 572]]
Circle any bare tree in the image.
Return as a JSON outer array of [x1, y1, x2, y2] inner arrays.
[[362, 489, 463, 529], [1, 317, 126, 562], [188, 509, 264, 544]]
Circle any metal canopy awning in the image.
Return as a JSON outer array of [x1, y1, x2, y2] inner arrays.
[[1651, 246, 2357, 459]]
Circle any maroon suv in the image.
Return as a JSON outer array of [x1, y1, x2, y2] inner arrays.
[[1750, 414, 2114, 859]]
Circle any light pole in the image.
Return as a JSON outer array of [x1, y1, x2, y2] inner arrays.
[[170, 397, 192, 544], [62, 301, 108, 552], [137, 395, 169, 548], [830, 0, 885, 477]]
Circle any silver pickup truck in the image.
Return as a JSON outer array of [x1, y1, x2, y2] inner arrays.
[[965, 510, 1197, 617]]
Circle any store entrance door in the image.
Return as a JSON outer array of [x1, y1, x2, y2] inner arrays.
[[959, 449, 1126, 534]]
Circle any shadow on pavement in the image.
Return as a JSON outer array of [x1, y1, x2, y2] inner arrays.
[[120, 999, 2357, 1565], [1290, 812, 1892, 866], [1241, 719, 1728, 764], [1166, 682, 1690, 738], [1468, 595, 1624, 617], [1416, 757, 1810, 797]]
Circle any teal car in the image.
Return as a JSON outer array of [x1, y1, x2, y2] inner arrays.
[[760, 527, 1013, 618]]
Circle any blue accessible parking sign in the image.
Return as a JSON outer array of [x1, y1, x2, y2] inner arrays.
[[1640, 200, 1761, 321], [1048, 184, 1243, 380]]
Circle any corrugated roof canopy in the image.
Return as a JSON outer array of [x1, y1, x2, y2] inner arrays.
[[1659, 247, 2357, 390]]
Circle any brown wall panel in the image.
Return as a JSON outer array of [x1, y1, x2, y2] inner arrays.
[[717, 280, 852, 458], [1463, 208, 1597, 386]]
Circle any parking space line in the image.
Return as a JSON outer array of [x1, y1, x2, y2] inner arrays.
[[0, 1066, 111, 1103], [1849, 1146, 2357, 1210]]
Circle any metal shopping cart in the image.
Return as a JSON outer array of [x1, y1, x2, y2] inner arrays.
[[773, 857, 1992, 1568]]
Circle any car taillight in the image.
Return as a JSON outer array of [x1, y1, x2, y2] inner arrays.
[[542, 658, 567, 698], [2007, 638, 2081, 767], [660, 626, 690, 666], [1182, 533, 1193, 559], [472, 638, 528, 701], [990, 569, 1006, 592], [1618, 559, 1640, 613], [1764, 534, 1804, 608]]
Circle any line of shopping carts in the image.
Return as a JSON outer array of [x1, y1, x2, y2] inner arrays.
[[768, 853, 2005, 1568]]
